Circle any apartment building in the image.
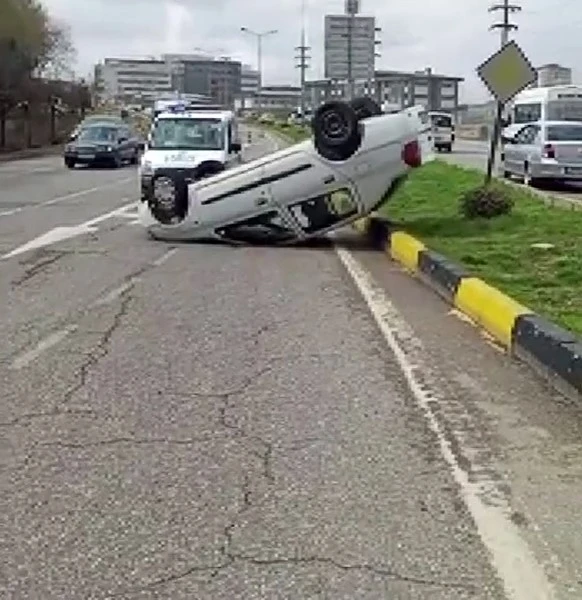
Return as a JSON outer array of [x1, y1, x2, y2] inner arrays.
[[94, 58, 172, 102]]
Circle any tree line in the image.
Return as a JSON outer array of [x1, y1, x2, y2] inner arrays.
[[0, 0, 79, 108]]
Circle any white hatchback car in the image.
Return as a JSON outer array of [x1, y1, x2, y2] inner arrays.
[[140, 97, 429, 244]]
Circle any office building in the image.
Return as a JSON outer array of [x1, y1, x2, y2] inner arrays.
[[535, 63, 572, 87], [235, 85, 301, 115], [94, 58, 173, 102], [306, 68, 464, 113], [241, 66, 260, 96], [171, 58, 242, 108], [324, 13, 376, 80]]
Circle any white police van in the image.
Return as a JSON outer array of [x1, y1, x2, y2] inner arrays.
[[139, 103, 242, 206]]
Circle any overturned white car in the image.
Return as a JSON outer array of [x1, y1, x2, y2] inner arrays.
[[139, 97, 431, 244]]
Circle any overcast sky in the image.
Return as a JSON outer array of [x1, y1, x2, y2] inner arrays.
[[44, 0, 582, 103]]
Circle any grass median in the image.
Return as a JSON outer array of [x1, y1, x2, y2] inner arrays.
[[377, 161, 582, 336], [249, 119, 310, 143]]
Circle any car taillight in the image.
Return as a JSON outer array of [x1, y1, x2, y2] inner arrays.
[[402, 140, 421, 167], [543, 143, 555, 158]]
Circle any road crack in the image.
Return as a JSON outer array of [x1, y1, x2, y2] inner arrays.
[[12, 250, 68, 286], [61, 284, 134, 404], [0, 408, 96, 428], [38, 435, 221, 449]]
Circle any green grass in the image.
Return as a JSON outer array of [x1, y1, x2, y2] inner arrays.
[[248, 119, 310, 143], [377, 161, 582, 336]]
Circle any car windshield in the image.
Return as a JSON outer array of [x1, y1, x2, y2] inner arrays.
[[546, 124, 582, 141], [150, 118, 224, 151], [546, 101, 582, 121], [430, 114, 452, 128], [78, 126, 120, 142]]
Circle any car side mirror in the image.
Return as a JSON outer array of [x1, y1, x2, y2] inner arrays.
[[230, 141, 242, 152], [501, 135, 515, 144]]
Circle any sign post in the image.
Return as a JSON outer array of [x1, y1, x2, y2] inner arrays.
[[476, 40, 537, 184]]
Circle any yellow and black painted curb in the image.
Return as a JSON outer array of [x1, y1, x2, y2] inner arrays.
[[353, 216, 582, 401]]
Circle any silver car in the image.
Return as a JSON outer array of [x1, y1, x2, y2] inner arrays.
[[501, 120, 582, 186]]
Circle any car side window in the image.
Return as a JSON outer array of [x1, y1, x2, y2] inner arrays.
[[515, 126, 535, 144], [288, 188, 357, 234]]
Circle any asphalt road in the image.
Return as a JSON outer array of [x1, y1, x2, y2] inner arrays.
[[2, 130, 582, 599], [444, 139, 582, 206]]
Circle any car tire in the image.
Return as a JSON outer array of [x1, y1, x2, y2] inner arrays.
[[312, 100, 362, 162], [130, 150, 139, 165], [349, 96, 382, 120], [444, 144, 452, 153], [112, 154, 123, 169], [65, 158, 76, 169], [147, 170, 189, 225]]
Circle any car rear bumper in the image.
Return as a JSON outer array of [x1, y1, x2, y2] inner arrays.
[[530, 161, 582, 180]]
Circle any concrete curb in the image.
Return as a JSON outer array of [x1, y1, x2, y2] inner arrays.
[[0, 144, 64, 163], [353, 215, 582, 402]]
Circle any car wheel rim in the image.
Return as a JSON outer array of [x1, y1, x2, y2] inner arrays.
[[153, 177, 176, 209]]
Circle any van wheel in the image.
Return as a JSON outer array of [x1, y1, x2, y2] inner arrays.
[[312, 101, 361, 162], [349, 97, 382, 120]]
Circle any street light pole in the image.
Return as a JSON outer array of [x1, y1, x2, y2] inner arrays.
[[241, 27, 278, 115]]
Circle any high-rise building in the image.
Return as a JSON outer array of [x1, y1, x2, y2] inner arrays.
[[324, 1, 376, 81]]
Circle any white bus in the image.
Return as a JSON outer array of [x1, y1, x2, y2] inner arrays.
[[508, 84, 582, 126]]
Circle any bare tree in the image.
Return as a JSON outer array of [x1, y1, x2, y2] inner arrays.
[[37, 19, 77, 80]]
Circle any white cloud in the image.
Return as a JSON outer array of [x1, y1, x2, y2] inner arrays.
[[43, 0, 582, 103]]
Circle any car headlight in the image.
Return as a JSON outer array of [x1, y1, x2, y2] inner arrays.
[[141, 160, 154, 176]]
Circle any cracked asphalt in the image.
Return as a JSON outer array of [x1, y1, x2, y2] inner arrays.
[[2, 129, 582, 600]]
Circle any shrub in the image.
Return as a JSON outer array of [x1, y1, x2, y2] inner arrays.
[[459, 185, 514, 219]]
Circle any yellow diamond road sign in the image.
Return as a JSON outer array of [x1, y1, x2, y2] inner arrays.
[[477, 40, 537, 105]]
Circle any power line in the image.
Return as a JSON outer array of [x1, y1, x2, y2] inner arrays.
[[488, 0, 521, 48]]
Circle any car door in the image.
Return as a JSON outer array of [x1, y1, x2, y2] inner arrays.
[[514, 124, 540, 175], [190, 160, 274, 228], [504, 124, 534, 174], [266, 147, 358, 236]]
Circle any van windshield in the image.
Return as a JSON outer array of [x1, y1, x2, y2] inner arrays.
[[150, 118, 224, 151], [513, 102, 542, 124], [430, 114, 452, 128]]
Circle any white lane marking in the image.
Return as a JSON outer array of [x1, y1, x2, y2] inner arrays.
[[91, 280, 135, 307], [43, 177, 133, 206], [152, 247, 178, 266], [335, 246, 555, 600], [0, 176, 134, 220], [8, 247, 178, 368], [10, 326, 77, 370], [0, 208, 22, 217], [1, 202, 137, 260]]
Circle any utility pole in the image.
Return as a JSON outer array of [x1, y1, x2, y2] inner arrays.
[[295, 0, 310, 123], [241, 27, 278, 116], [345, 0, 357, 100], [489, 0, 520, 49], [486, 0, 521, 182]]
